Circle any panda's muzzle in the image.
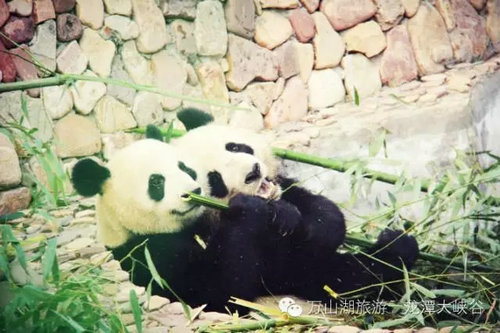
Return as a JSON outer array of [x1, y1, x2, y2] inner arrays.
[[245, 163, 261, 184]]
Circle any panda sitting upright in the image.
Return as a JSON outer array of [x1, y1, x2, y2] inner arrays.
[[169, 108, 420, 305]]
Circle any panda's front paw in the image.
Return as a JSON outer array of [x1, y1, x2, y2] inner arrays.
[[375, 229, 419, 269], [268, 200, 302, 237], [224, 193, 269, 221]]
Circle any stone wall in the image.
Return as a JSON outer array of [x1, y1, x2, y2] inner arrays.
[[0, 0, 499, 213]]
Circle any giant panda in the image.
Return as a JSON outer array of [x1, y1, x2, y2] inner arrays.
[[71, 139, 217, 306], [169, 108, 420, 305]]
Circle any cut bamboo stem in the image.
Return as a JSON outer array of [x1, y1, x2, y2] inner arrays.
[[183, 192, 498, 272]]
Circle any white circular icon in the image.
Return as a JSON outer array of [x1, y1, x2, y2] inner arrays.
[[278, 297, 303, 317], [287, 303, 303, 317]]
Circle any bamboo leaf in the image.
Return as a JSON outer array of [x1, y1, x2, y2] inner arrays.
[[410, 282, 436, 299], [42, 237, 59, 283], [354, 86, 360, 106], [430, 289, 465, 297], [164, 121, 174, 144], [51, 310, 85, 332], [130, 289, 143, 333]]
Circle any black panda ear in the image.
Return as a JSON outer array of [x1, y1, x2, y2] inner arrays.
[[145, 124, 164, 142], [177, 108, 214, 131], [71, 159, 110, 197]]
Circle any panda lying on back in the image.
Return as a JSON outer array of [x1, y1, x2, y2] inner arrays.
[[169, 108, 420, 305]]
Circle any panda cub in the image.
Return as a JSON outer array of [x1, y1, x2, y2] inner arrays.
[[171, 108, 420, 304], [71, 139, 215, 306]]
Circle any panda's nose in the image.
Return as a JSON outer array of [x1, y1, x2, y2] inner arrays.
[[245, 163, 261, 184]]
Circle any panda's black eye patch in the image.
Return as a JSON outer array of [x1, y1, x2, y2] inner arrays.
[[208, 171, 228, 198], [148, 174, 165, 202], [225, 142, 254, 155], [178, 161, 197, 180]]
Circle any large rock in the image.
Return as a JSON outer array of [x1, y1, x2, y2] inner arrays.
[[70, 70, 107, 115], [195, 0, 227, 56], [229, 104, 264, 131], [103, 15, 139, 40], [0, 91, 22, 125], [265, 75, 308, 128], [402, 0, 420, 17], [289, 8, 316, 43], [225, 0, 255, 39], [308, 69, 345, 109], [32, 0, 55, 24], [0, 41, 16, 82], [448, 0, 488, 62], [151, 51, 187, 110], [0, 135, 22, 189], [42, 85, 73, 119], [294, 41, 314, 82], [342, 53, 381, 100], [22, 95, 53, 142], [132, 91, 163, 126], [94, 95, 137, 133], [435, 0, 455, 31], [255, 10, 293, 50], [487, 0, 500, 51], [320, 0, 377, 31], [53, 0, 75, 13], [196, 61, 229, 104], [260, 0, 299, 8], [240, 81, 281, 114], [0, 16, 35, 48], [29, 19, 56, 73], [56, 13, 83, 42], [56, 40, 88, 74], [225, 34, 278, 91], [103, 0, 132, 15], [76, 0, 104, 29], [373, 0, 404, 30], [299, 0, 319, 12], [312, 12, 345, 69], [54, 114, 102, 158], [8, 0, 33, 16], [79, 28, 116, 77], [0, 187, 31, 215], [121, 40, 152, 84], [380, 24, 418, 86], [161, 0, 196, 19], [343, 20, 386, 57], [273, 40, 301, 79], [407, 3, 453, 75], [131, 0, 168, 53], [170, 20, 196, 56], [0, 0, 10, 26], [10, 46, 39, 97], [107, 55, 136, 105]]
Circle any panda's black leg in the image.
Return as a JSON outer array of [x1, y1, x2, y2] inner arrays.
[[320, 229, 420, 301]]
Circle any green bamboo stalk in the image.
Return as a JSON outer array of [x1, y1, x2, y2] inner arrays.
[[183, 192, 498, 272], [0, 74, 250, 111], [209, 317, 327, 332]]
